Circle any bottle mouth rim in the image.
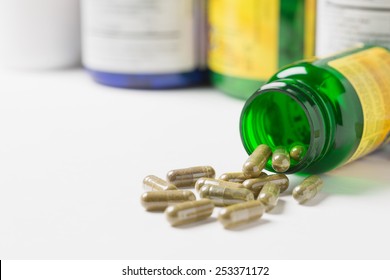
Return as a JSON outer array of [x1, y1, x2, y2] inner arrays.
[[240, 80, 328, 174]]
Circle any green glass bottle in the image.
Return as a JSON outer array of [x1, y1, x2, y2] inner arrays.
[[240, 45, 390, 174], [208, 0, 316, 100]]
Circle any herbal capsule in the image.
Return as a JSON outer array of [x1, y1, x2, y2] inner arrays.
[[143, 175, 177, 191], [199, 184, 254, 207], [242, 144, 271, 178], [219, 171, 266, 183], [243, 174, 289, 197], [218, 200, 265, 229], [257, 182, 280, 212], [140, 190, 196, 211], [195, 177, 243, 192], [289, 145, 306, 162], [293, 175, 323, 204], [165, 199, 214, 227], [167, 166, 215, 188], [272, 147, 290, 172]]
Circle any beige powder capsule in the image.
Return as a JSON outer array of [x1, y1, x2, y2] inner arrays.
[[293, 175, 323, 204], [165, 199, 214, 226], [218, 200, 265, 228], [167, 166, 215, 188], [199, 184, 254, 207], [242, 144, 272, 178], [289, 145, 306, 162], [257, 182, 280, 212], [195, 177, 243, 192], [243, 174, 289, 197], [272, 147, 290, 172], [143, 175, 177, 191], [140, 190, 196, 211], [219, 171, 266, 183]]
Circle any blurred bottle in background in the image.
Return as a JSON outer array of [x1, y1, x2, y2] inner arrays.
[[0, 0, 81, 70], [82, 0, 208, 89], [316, 0, 390, 56], [208, 0, 316, 100]]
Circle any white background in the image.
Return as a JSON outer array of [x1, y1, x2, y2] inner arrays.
[[1, 66, 390, 260]]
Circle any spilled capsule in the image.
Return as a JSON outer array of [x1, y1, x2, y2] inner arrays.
[[257, 182, 280, 212], [218, 200, 265, 229], [199, 184, 254, 207], [167, 166, 215, 188], [195, 177, 243, 192], [293, 175, 323, 204], [272, 147, 290, 172], [140, 190, 196, 211], [219, 171, 266, 183], [243, 174, 289, 197], [165, 199, 214, 227], [143, 175, 177, 191], [242, 144, 271, 178]]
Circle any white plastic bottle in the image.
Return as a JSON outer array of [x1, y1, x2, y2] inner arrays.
[[0, 0, 81, 70], [81, 0, 208, 89], [316, 0, 390, 56]]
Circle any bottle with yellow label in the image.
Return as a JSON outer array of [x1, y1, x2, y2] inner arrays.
[[240, 45, 390, 174], [208, 0, 316, 99]]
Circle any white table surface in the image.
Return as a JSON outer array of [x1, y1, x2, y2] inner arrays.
[[1, 67, 390, 260]]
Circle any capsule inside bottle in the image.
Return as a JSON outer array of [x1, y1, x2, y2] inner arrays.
[[272, 146, 290, 172], [289, 144, 306, 162]]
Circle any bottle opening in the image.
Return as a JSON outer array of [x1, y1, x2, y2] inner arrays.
[[240, 85, 319, 173]]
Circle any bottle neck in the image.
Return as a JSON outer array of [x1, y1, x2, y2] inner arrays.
[[240, 78, 333, 173]]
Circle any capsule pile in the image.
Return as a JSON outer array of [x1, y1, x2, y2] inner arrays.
[[140, 144, 324, 229]]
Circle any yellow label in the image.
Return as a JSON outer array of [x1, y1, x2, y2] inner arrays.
[[304, 0, 316, 58], [208, 0, 279, 80], [208, 0, 316, 81], [328, 47, 390, 163]]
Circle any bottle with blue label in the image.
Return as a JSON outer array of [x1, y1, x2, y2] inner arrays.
[[82, 0, 207, 89]]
